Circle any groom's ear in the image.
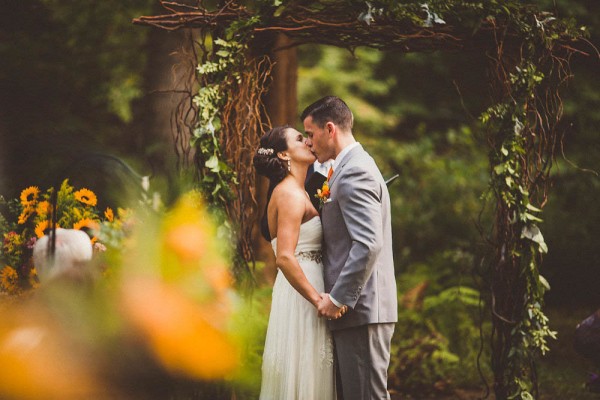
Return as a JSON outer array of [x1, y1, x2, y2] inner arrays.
[[325, 121, 336, 137]]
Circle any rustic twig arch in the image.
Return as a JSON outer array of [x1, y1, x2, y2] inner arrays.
[[134, 1, 592, 398]]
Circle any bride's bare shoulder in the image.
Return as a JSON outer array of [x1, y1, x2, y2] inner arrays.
[[271, 181, 305, 205]]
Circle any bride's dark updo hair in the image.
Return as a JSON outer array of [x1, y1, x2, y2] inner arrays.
[[253, 125, 292, 241], [253, 125, 290, 183]]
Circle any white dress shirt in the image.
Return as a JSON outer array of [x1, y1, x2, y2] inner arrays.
[[312, 159, 334, 177]]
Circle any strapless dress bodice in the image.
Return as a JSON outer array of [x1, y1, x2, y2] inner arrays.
[[270, 216, 322, 256]]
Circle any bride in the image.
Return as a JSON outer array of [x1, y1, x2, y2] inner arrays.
[[253, 125, 344, 399]]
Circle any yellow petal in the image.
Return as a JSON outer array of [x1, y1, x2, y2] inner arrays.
[[121, 279, 239, 379]]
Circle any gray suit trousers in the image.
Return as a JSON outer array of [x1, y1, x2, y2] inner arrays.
[[333, 323, 395, 400]]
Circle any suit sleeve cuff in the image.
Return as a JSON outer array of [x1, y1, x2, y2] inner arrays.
[[329, 295, 345, 308]]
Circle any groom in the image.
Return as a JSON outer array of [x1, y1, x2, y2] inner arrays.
[[302, 96, 398, 400]]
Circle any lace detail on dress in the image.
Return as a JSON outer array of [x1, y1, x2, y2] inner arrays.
[[296, 250, 322, 264], [320, 335, 335, 369]]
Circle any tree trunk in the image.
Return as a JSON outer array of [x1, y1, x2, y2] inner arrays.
[[131, 7, 192, 186]]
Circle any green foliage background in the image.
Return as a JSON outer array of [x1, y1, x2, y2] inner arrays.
[[0, 0, 159, 204], [0, 0, 598, 397], [295, 0, 599, 393]]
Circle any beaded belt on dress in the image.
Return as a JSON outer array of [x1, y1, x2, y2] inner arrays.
[[296, 250, 322, 263]]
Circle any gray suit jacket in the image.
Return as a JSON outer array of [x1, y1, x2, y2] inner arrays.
[[321, 144, 398, 331]]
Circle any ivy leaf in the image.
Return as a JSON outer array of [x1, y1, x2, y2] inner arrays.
[[274, 5, 285, 17], [212, 117, 221, 133], [524, 212, 543, 223], [521, 224, 548, 253], [526, 203, 542, 213], [420, 3, 445, 27], [205, 155, 221, 172], [513, 119, 524, 135], [494, 163, 505, 175], [539, 274, 551, 291], [216, 49, 230, 58]]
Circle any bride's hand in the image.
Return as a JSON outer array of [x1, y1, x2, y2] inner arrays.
[[314, 292, 327, 310]]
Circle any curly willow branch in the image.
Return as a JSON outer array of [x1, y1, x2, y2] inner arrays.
[[162, 25, 273, 278], [220, 56, 273, 276]]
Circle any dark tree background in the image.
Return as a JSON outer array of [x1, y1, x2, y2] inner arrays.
[[0, 0, 183, 204]]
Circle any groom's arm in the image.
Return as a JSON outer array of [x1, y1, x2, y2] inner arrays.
[[330, 165, 383, 309]]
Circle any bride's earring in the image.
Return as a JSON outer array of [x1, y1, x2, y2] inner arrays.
[[287, 159, 291, 172]]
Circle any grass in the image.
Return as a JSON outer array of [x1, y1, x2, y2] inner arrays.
[[537, 305, 600, 400]]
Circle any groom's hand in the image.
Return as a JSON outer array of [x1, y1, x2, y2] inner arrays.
[[318, 293, 347, 319]]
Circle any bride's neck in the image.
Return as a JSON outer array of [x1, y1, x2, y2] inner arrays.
[[286, 166, 308, 188]]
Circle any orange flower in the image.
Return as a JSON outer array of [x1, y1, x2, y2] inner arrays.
[[36, 201, 52, 218], [164, 224, 207, 262], [28, 267, 40, 289], [73, 218, 100, 232], [20, 186, 40, 206], [35, 220, 59, 238], [315, 180, 331, 207], [74, 188, 97, 207], [17, 206, 34, 224], [0, 266, 19, 294], [73, 218, 100, 243], [121, 279, 239, 379], [104, 207, 114, 222]]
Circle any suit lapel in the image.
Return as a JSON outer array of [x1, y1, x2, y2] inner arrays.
[[329, 144, 363, 188]]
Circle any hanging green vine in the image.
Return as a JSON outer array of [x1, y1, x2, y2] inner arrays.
[[134, 1, 590, 398], [193, 37, 246, 205], [479, 10, 585, 397], [482, 62, 555, 399], [159, 10, 272, 281]]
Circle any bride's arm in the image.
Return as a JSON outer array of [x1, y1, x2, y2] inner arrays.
[[272, 188, 321, 308]]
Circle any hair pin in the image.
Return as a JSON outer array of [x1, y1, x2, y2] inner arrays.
[[257, 147, 274, 156]]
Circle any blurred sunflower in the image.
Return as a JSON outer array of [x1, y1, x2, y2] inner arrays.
[[36, 201, 52, 219], [19, 186, 40, 206], [104, 207, 114, 222], [2, 179, 128, 294], [28, 268, 40, 289], [73, 218, 100, 243], [34, 220, 60, 239], [122, 278, 240, 380], [17, 207, 34, 225], [74, 188, 97, 207], [0, 266, 19, 294]]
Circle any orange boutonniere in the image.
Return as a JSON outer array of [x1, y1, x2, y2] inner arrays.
[[316, 180, 330, 207], [315, 167, 333, 207]]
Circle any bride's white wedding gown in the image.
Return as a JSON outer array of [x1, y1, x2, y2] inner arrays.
[[260, 216, 336, 400]]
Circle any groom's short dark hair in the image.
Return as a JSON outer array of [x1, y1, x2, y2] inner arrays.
[[301, 96, 353, 131]]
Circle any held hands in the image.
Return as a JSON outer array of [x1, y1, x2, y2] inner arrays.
[[317, 293, 348, 320]]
